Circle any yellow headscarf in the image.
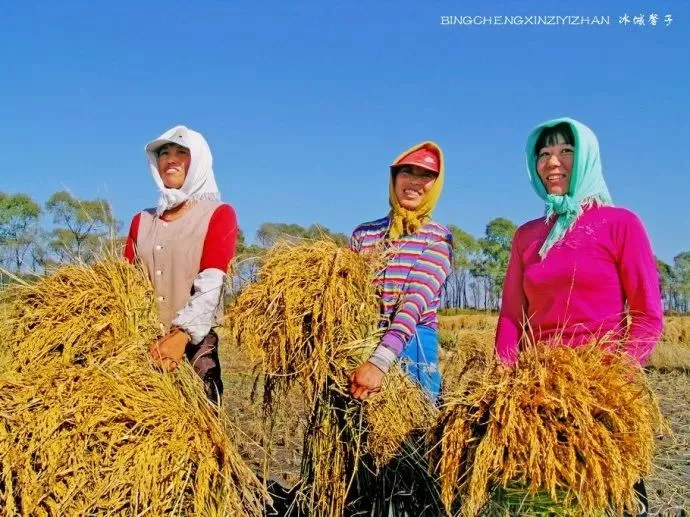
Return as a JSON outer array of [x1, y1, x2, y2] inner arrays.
[[388, 141, 445, 240]]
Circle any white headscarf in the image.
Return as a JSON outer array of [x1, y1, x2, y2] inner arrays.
[[145, 125, 221, 215]]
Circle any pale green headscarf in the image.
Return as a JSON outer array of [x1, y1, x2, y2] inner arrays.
[[526, 117, 613, 258]]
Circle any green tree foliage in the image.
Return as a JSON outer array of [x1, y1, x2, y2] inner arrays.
[[29, 229, 58, 275], [656, 257, 674, 312], [45, 191, 119, 263], [470, 218, 517, 309], [0, 192, 42, 272], [231, 223, 348, 287], [256, 222, 348, 248], [444, 225, 480, 308], [671, 251, 690, 313]]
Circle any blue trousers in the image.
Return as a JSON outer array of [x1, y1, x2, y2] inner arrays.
[[398, 325, 441, 403]]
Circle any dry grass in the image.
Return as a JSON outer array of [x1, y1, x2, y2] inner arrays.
[[661, 316, 690, 344], [0, 259, 268, 516], [644, 369, 690, 515], [218, 336, 306, 488], [438, 314, 496, 332], [649, 316, 690, 371]]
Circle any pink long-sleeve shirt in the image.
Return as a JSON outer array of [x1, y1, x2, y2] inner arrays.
[[495, 205, 663, 366]]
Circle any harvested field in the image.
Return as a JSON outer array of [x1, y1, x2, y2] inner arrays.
[[221, 313, 690, 515]]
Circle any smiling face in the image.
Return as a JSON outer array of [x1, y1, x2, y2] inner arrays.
[[534, 123, 575, 196], [536, 138, 574, 196], [156, 143, 191, 189], [393, 165, 437, 210]]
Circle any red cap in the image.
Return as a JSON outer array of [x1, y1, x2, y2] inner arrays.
[[392, 146, 440, 174]]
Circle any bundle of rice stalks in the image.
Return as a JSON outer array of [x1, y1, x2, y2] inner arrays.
[[229, 240, 437, 516], [291, 371, 439, 516], [297, 385, 359, 515], [432, 343, 666, 517], [0, 259, 268, 516], [230, 240, 382, 407], [363, 368, 437, 468], [0, 260, 159, 370]]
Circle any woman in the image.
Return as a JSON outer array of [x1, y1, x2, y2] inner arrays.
[[348, 141, 453, 403], [124, 125, 238, 405], [345, 142, 452, 516], [496, 117, 663, 516]]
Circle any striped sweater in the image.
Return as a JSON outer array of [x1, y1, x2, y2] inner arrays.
[[350, 215, 453, 361]]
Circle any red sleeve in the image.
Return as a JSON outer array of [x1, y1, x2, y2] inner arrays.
[[124, 213, 141, 263], [199, 204, 238, 272]]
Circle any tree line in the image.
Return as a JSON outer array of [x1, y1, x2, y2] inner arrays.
[[0, 191, 117, 274], [1, 191, 689, 313]]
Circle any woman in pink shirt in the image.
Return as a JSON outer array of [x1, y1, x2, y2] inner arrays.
[[495, 117, 663, 516]]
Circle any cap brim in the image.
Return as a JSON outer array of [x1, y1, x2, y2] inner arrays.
[[145, 139, 172, 153], [145, 138, 190, 153], [391, 162, 440, 175]]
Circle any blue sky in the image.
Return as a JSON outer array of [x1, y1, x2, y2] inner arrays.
[[1, 0, 688, 263]]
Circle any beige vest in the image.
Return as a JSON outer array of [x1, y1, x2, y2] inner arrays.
[[136, 200, 222, 329]]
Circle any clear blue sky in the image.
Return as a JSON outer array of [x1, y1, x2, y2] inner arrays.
[[1, 0, 688, 263]]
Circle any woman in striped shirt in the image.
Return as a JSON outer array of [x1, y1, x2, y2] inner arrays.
[[348, 141, 453, 403]]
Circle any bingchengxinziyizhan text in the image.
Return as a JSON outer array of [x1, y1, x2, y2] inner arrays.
[[439, 14, 674, 27]]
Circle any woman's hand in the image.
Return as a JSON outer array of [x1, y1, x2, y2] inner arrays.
[[495, 361, 513, 376], [348, 362, 385, 401], [149, 327, 190, 372]]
